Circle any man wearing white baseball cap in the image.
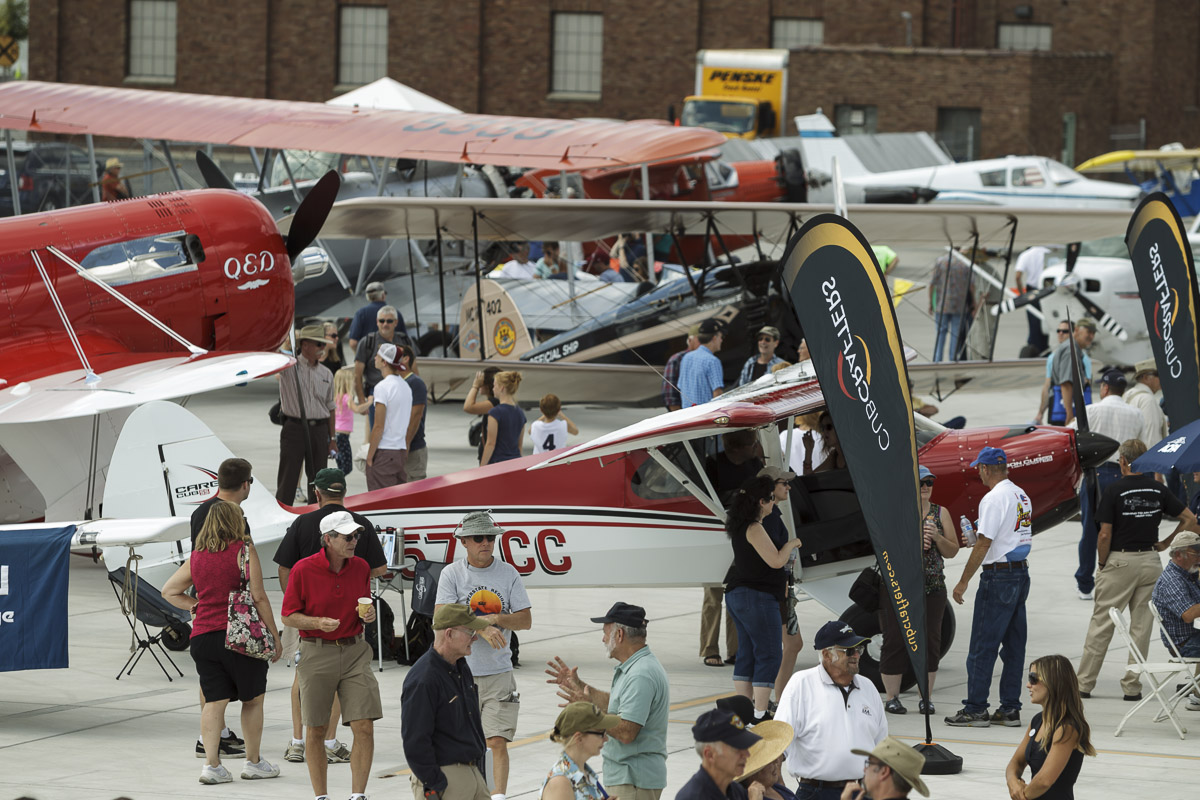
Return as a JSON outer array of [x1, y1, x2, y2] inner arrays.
[[366, 341, 412, 490]]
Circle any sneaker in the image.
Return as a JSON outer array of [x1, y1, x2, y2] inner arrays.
[[919, 699, 936, 715], [885, 697, 907, 715], [284, 741, 306, 762], [199, 764, 233, 785], [195, 738, 246, 758], [944, 709, 990, 727], [326, 740, 352, 763], [1186, 696, 1200, 711], [1077, 589, 1093, 600], [990, 708, 1021, 727], [241, 758, 281, 780], [223, 730, 244, 747]]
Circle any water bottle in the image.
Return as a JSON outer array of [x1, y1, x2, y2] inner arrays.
[[960, 515, 978, 546]]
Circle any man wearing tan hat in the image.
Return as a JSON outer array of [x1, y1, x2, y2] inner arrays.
[[846, 737, 929, 799], [100, 156, 130, 202], [1151, 530, 1200, 659], [1125, 359, 1168, 448], [739, 326, 786, 386], [276, 323, 336, 505]]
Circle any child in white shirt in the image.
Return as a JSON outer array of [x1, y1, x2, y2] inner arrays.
[[529, 393, 578, 454]]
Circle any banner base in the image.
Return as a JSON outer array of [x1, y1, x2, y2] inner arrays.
[[914, 741, 962, 775]]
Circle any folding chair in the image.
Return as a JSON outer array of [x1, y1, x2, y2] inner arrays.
[[1109, 607, 1188, 739], [108, 567, 188, 682], [1148, 601, 1200, 714]]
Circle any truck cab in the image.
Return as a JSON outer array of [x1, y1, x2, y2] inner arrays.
[[680, 49, 789, 140]]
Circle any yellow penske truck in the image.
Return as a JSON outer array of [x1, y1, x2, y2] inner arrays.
[[679, 49, 789, 140]]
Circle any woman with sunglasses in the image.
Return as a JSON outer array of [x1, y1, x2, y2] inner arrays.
[[1005, 655, 1094, 800], [725, 474, 804, 721], [880, 465, 959, 715], [540, 702, 620, 800], [812, 412, 847, 472]]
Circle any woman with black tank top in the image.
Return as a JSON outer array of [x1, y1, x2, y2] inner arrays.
[[1005, 654, 1094, 799], [724, 474, 804, 722], [481, 370, 526, 465]]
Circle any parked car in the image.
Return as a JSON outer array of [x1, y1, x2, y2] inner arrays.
[[0, 142, 103, 216]]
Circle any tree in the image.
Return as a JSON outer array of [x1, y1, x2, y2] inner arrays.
[[0, 1, 28, 41]]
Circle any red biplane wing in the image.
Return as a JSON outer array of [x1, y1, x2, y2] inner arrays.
[[533, 363, 826, 468], [0, 81, 725, 171], [0, 352, 292, 424]]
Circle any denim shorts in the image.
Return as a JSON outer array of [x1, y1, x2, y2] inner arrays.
[[725, 586, 783, 687]]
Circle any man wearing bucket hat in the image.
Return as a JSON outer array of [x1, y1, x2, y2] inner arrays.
[[436, 511, 532, 800], [946, 446, 1032, 729], [546, 602, 670, 800], [1152, 530, 1200, 659], [677, 708, 762, 799], [775, 621, 886, 799], [402, 604, 493, 800], [847, 737, 930, 799], [276, 323, 336, 505]]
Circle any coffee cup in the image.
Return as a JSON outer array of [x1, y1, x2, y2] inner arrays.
[[357, 597, 373, 619]]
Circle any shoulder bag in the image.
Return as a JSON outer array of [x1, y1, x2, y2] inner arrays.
[[225, 543, 277, 661], [848, 564, 882, 612]]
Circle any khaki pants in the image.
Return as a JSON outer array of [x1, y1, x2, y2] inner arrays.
[[700, 586, 738, 659], [406, 446, 428, 482], [1076, 550, 1162, 695], [608, 785, 663, 800], [410, 763, 489, 800]]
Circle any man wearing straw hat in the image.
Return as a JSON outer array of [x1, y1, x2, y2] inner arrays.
[[101, 156, 130, 202], [845, 737, 929, 799], [276, 323, 336, 505]]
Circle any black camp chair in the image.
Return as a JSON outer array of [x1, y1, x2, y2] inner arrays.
[[107, 566, 190, 681]]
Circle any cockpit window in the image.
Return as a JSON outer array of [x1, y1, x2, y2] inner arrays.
[[1011, 166, 1045, 187], [80, 231, 199, 287], [1044, 160, 1082, 186], [630, 441, 702, 501]]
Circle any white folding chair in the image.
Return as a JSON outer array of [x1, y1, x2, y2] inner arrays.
[[1148, 601, 1200, 714], [1109, 607, 1188, 739]]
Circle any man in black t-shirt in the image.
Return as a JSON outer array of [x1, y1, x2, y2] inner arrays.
[[274, 467, 390, 765], [1077, 438, 1199, 699]]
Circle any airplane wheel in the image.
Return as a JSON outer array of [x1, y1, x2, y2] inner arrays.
[[838, 601, 956, 693], [162, 618, 192, 652]]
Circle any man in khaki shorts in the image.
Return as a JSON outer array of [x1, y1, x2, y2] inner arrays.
[[282, 511, 381, 800], [435, 511, 532, 800]]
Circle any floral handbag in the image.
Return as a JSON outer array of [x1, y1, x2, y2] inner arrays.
[[225, 543, 276, 661]]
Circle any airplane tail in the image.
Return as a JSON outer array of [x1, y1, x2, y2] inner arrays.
[[458, 278, 534, 360], [100, 400, 296, 587]]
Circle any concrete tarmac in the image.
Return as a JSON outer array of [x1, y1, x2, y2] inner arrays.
[[1, 303, 1191, 799]]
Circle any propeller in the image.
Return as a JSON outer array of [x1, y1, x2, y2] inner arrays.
[[283, 170, 341, 262], [992, 242, 1128, 342], [195, 151, 237, 191]]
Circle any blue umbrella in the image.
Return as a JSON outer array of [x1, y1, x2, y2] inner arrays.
[[1131, 418, 1200, 474]]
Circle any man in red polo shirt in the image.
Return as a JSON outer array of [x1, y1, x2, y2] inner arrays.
[[282, 511, 381, 800]]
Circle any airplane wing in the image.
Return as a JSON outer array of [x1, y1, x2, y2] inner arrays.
[[287, 196, 1132, 249], [0, 352, 291, 424], [4, 517, 193, 549], [532, 362, 826, 468], [0, 81, 725, 171], [1076, 149, 1200, 174], [418, 357, 666, 404]]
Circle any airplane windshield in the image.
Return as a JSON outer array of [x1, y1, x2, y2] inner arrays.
[[1044, 160, 1082, 186], [80, 231, 199, 287], [680, 100, 756, 135], [1078, 236, 1128, 259]]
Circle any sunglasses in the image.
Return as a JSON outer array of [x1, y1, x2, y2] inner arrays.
[[1056, 328, 1071, 335], [1027, 672, 1040, 685], [585, 730, 608, 737], [920, 479, 935, 487], [328, 332, 339, 338], [835, 644, 865, 656], [336, 532, 361, 542], [377, 318, 397, 324], [821, 424, 835, 432], [757, 336, 775, 342], [470, 534, 497, 543]]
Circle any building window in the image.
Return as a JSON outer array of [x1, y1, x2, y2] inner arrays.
[[772, 18, 824, 48], [834, 105, 877, 135], [937, 107, 982, 162], [997, 23, 1051, 51], [339, 5, 388, 86], [551, 12, 603, 96], [128, 0, 177, 80]]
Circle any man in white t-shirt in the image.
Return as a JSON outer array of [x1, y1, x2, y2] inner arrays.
[[946, 446, 1033, 729], [435, 511, 532, 800], [365, 342, 412, 491], [488, 242, 538, 280], [529, 393, 578, 454], [1014, 244, 1051, 354]]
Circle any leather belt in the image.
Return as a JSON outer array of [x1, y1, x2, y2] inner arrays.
[[982, 560, 1027, 570], [282, 415, 329, 427], [798, 778, 851, 789], [1115, 546, 1156, 553], [303, 634, 362, 647]]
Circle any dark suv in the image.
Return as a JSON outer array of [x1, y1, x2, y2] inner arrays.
[[0, 142, 103, 216]]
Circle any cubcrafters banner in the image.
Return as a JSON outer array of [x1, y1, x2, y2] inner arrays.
[[0, 525, 76, 672], [1126, 192, 1200, 431], [781, 214, 928, 699]]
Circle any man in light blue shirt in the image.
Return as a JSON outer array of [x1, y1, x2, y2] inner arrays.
[[679, 319, 725, 408]]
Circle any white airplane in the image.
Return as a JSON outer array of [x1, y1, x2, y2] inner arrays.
[[840, 155, 1142, 209]]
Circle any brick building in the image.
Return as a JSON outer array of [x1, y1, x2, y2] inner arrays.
[[29, 0, 1200, 163]]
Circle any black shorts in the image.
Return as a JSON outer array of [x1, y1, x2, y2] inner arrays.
[[190, 629, 268, 703]]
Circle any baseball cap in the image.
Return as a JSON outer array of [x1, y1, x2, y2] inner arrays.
[[919, 465, 935, 481], [1134, 359, 1158, 378], [365, 281, 386, 294], [1101, 368, 1127, 391], [851, 737, 930, 797], [970, 446, 1007, 467], [454, 510, 504, 539], [1168, 531, 1200, 552], [698, 318, 723, 336], [432, 603, 492, 631], [691, 709, 762, 750], [758, 465, 797, 482], [757, 326, 781, 340], [377, 342, 404, 367], [319, 510, 362, 535], [1075, 318, 1097, 332], [554, 702, 620, 740], [590, 602, 648, 628], [812, 620, 869, 650], [314, 468, 347, 493]]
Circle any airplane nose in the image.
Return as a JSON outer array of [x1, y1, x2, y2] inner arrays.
[[1076, 430, 1118, 470]]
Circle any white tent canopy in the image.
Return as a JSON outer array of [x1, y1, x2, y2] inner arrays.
[[326, 77, 461, 114]]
